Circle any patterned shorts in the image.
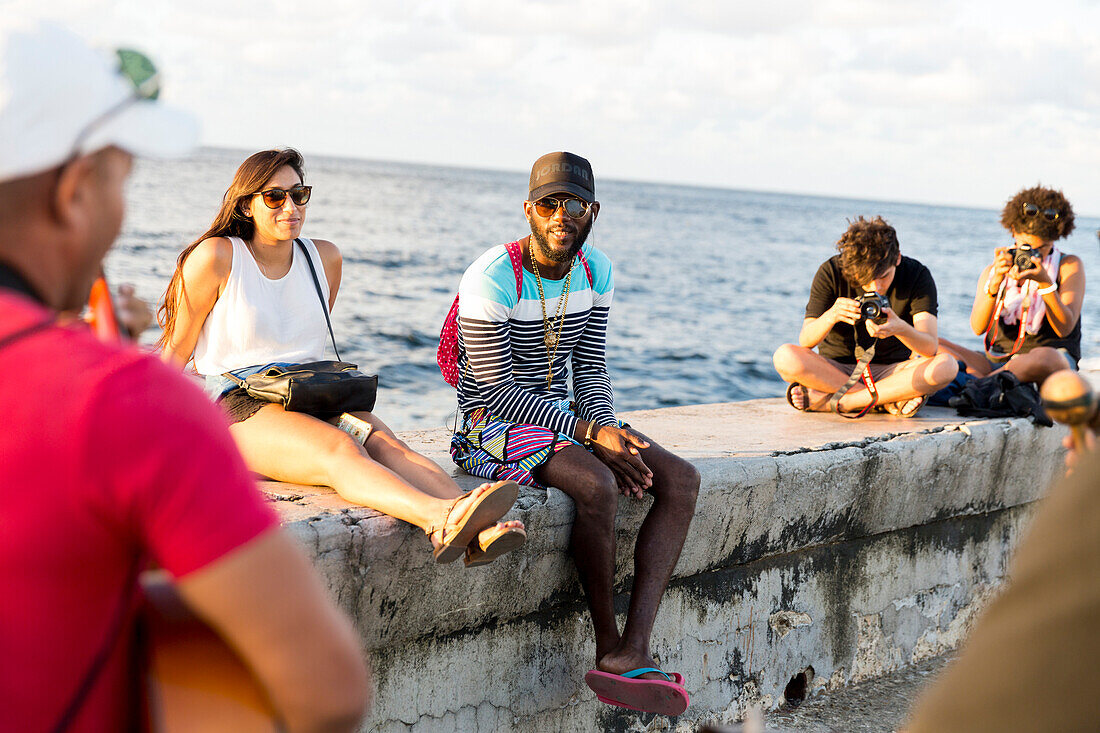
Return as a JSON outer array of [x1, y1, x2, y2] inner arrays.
[[450, 408, 581, 488]]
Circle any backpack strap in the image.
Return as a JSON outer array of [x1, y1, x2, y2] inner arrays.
[[51, 554, 142, 733], [505, 239, 596, 296], [504, 240, 525, 301], [577, 248, 594, 287], [0, 317, 53, 353]]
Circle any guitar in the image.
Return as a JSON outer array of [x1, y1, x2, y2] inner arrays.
[[141, 570, 282, 732]]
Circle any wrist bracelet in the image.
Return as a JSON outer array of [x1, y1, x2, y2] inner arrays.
[[1036, 283, 1058, 296], [583, 421, 599, 447]]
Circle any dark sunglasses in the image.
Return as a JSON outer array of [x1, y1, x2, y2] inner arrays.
[[1023, 202, 1059, 222], [71, 48, 161, 156], [532, 196, 592, 219], [255, 185, 312, 208]]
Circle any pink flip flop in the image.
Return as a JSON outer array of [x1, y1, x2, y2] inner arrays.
[[585, 668, 689, 716]]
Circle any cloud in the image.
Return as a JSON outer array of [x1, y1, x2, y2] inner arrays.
[[9, 0, 1100, 210]]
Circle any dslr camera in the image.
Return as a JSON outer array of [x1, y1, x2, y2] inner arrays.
[[858, 292, 890, 324], [1008, 244, 1041, 272]]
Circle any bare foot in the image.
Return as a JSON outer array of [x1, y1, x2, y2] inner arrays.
[[788, 383, 834, 412]]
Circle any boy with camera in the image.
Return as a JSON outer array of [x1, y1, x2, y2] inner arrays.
[[773, 216, 958, 416], [941, 186, 1084, 384]]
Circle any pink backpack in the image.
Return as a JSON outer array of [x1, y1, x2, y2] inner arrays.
[[437, 239, 593, 387]]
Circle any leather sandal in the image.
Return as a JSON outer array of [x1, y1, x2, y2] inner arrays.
[[464, 524, 527, 567], [425, 480, 519, 564]]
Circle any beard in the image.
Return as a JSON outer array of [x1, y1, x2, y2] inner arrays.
[[530, 216, 593, 263]]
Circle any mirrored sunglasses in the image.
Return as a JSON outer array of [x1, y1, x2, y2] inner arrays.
[[255, 185, 312, 209], [1023, 202, 1059, 222], [532, 196, 591, 219]]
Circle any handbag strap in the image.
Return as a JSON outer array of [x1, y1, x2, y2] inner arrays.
[[295, 238, 341, 362]]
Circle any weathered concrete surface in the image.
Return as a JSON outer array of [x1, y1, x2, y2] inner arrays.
[[264, 400, 1067, 731]]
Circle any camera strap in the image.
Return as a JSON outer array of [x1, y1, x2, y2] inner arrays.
[[829, 342, 878, 419], [983, 281, 1030, 362]]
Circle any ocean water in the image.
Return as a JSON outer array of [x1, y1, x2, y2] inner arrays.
[[112, 148, 1100, 431]]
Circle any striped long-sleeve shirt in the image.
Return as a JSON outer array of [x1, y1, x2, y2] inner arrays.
[[456, 241, 616, 437]]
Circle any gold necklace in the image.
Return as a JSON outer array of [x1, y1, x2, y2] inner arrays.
[[530, 241, 573, 389]]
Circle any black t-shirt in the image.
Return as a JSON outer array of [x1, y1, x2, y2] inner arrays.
[[805, 254, 938, 364]]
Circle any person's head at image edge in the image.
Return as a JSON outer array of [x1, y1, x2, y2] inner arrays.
[[157, 148, 307, 348], [0, 20, 196, 312], [836, 216, 902, 295], [523, 151, 600, 266], [1000, 185, 1075, 255]]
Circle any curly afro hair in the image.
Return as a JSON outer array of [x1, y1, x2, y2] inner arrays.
[[1000, 186, 1075, 241], [836, 216, 900, 288]]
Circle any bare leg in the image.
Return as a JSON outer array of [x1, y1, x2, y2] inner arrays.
[[536, 446, 622, 658], [774, 344, 958, 412], [938, 337, 993, 377], [999, 347, 1071, 384], [334, 411, 465, 500], [538, 439, 700, 679], [598, 438, 699, 679], [231, 405, 506, 534]]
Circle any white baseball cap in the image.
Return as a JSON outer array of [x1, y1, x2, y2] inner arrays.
[[0, 21, 198, 184]]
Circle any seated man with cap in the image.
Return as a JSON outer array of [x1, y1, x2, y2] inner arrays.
[[449, 151, 700, 716], [0, 22, 368, 731]]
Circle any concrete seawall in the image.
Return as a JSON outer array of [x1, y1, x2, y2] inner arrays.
[[266, 399, 1066, 732]]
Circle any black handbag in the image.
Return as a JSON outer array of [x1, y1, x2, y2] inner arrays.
[[223, 239, 378, 415], [226, 360, 377, 415]]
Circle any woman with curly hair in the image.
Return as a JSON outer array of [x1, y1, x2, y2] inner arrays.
[[942, 185, 1085, 384], [159, 148, 525, 567]]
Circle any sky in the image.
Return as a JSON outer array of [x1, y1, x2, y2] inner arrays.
[[9, 0, 1100, 212]]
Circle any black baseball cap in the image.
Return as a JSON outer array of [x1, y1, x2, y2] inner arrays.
[[528, 151, 595, 203]]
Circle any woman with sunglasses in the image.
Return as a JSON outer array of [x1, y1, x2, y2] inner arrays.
[[158, 148, 525, 567], [941, 185, 1085, 385]]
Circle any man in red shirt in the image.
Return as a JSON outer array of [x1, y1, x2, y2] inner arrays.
[[0, 22, 369, 732]]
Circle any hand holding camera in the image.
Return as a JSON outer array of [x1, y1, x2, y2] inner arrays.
[[860, 292, 903, 338], [825, 296, 862, 326], [991, 245, 1051, 289]]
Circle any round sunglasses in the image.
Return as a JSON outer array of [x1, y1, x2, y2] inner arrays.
[[1023, 202, 1060, 222], [531, 196, 592, 219], [254, 185, 312, 209]]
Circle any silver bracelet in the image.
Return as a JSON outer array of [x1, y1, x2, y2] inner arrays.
[[1036, 283, 1058, 296]]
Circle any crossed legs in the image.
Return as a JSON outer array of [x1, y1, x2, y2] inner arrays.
[[773, 343, 958, 412], [536, 438, 699, 677]]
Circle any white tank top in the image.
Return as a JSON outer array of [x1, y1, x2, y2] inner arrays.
[[193, 236, 332, 376]]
